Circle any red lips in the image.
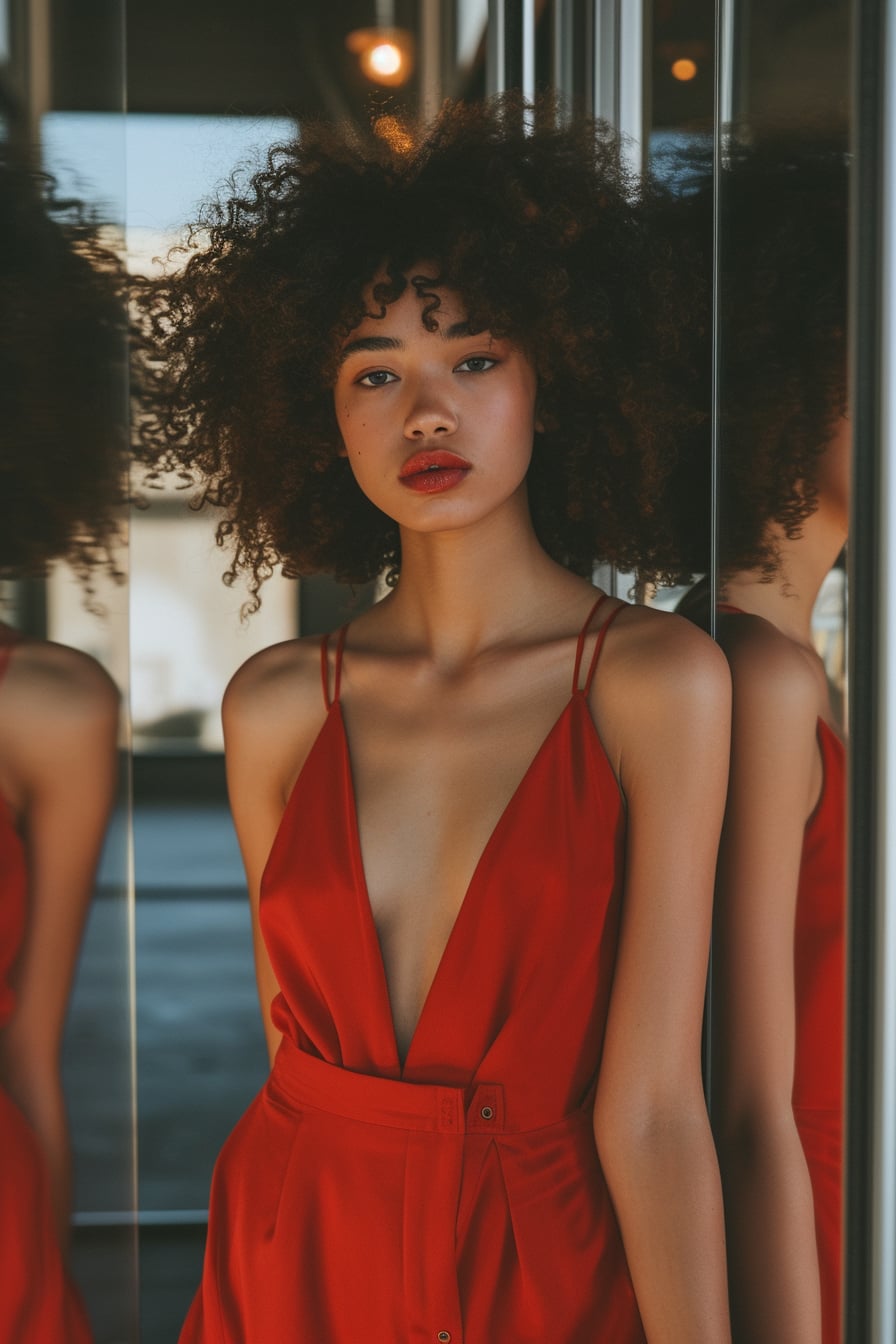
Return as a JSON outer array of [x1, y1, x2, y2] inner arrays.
[[398, 449, 472, 478], [398, 449, 472, 494]]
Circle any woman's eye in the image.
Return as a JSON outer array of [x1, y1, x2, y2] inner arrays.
[[357, 369, 397, 387], [456, 356, 497, 374]]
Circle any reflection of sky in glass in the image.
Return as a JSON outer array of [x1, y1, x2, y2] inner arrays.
[[41, 112, 296, 231], [39, 114, 704, 222], [41, 112, 127, 220]]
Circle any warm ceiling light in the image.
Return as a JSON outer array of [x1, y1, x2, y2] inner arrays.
[[671, 58, 698, 82], [346, 27, 415, 86], [369, 42, 402, 77]]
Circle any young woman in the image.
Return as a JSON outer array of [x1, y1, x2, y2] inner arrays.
[[676, 138, 849, 1344], [0, 155, 124, 1342], [143, 98, 733, 1343]]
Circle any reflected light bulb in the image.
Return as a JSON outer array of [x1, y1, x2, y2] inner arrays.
[[368, 42, 402, 77], [346, 27, 414, 86], [671, 58, 698, 82]]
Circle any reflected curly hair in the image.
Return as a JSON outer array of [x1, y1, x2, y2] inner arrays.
[[656, 130, 849, 580], [0, 154, 127, 584], [137, 95, 700, 609]]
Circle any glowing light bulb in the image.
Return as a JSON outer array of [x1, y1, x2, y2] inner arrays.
[[671, 58, 698, 82], [346, 27, 414, 86], [368, 42, 402, 77]]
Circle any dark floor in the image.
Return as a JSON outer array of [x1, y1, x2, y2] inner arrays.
[[64, 802, 268, 1343]]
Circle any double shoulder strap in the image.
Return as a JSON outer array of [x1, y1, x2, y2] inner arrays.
[[571, 594, 624, 697], [320, 591, 624, 708]]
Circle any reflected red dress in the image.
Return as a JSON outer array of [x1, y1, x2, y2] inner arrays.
[[0, 635, 93, 1344], [180, 596, 646, 1343], [793, 719, 845, 1344], [718, 604, 845, 1342]]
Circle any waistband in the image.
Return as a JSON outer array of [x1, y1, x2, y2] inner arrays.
[[268, 1036, 586, 1137]]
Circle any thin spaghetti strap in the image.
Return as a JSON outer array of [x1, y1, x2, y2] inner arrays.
[[319, 633, 332, 708], [332, 625, 348, 704], [320, 625, 349, 708], [582, 602, 626, 697], [571, 594, 608, 694]]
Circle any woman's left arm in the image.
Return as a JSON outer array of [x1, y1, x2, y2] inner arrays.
[[592, 611, 732, 1343]]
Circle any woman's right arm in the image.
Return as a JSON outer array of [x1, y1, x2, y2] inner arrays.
[[222, 640, 326, 1068], [712, 622, 823, 1344], [0, 643, 119, 1245]]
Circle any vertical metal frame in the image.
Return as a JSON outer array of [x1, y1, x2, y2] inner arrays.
[[419, 0, 443, 121], [552, 0, 574, 97], [486, 0, 536, 97], [592, 0, 647, 168], [848, 2, 896, 1338], [548, 0, 648, 603], [716, 0, 736, 127]]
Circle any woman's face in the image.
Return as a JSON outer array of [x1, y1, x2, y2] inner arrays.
[[332, 275, 539, 536]]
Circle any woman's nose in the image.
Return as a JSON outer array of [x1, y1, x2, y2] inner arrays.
[[403, 388, 458, 438]]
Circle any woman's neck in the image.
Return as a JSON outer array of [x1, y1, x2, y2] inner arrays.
[[376, 491, 593, 669], [722, 503, 847, 648]]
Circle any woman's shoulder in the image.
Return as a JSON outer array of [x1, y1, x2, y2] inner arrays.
[[224, 629, 327, 711], [586, 602, 730, 783], [601, 599, 730, 700], [222, 634, 331, 771], [0, 635, 119, 726], [714, 610, 823, 720], [0, 638, 119, 810]]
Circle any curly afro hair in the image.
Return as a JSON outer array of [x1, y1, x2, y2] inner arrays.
[[653, 129, 849, 581], [136, 94, 702, 609], [0, 153, 128, 585]]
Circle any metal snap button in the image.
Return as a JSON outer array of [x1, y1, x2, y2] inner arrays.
[[480, 1105, 494, 1120], [437, 1333, 451, 1343]]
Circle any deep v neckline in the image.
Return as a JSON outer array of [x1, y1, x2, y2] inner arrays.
[[335, 694, 587, 1079]]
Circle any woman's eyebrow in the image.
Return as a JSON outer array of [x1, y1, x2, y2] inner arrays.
[[338, 322, 488, 365], [338, 335, 401, 363]]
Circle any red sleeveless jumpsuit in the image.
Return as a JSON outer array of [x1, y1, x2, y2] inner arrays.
[[0, 634, 93, 1343], [180, 595, 646, 1343]]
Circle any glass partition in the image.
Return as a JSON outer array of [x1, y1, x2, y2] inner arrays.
[[711, 2, 851, 1341], [0, 1, 136, 1340]]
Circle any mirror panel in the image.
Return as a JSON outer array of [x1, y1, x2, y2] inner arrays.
[[712, 2, 851, 1340], [1, 0, 137, 1339], [128, 110, 301, 1338]]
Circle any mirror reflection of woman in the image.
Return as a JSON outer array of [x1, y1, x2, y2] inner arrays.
[[142, 98, 733, 1344], [0, 155, 123, 1343], [677, 139, 848, 1344]]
